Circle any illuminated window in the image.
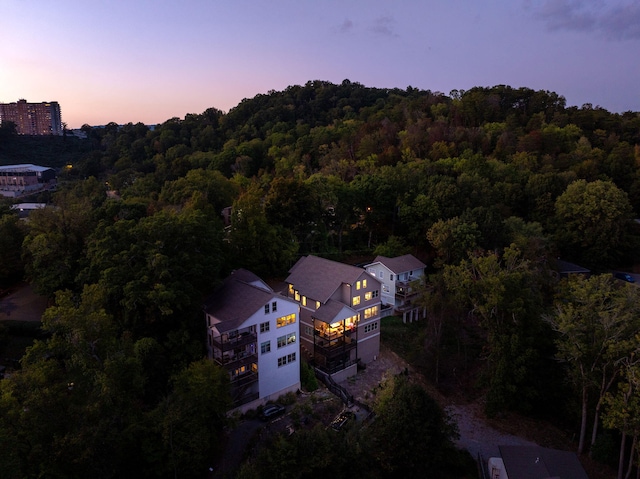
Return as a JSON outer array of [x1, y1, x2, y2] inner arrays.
[[288, 284, 294, 295], [260, 321, 270, 333], [277, 332, 296, 348], [356, 280, 361, 290], [363, 279, 367, 288], [365, 290, 379, 300], [364, 306, 379, 319], [316, 301, 321, 309], [295, 291, 300, 302], [277, 313, 296, 328], [352, 295, 361, 306], [302, 296, 307, 306], [261, 341, 271, 354]]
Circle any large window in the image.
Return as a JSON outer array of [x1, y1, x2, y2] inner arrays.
[[260, 321, 270, 333], [278, 352, 296, 367], [364, 306, 379, 319], [277, 313, 296, 328], [364, 322, 378, 333], [352, 295, 361, 306], [261, 341, 271, 354], [277, 332, 296, 348], [365, 290, 379, 301]]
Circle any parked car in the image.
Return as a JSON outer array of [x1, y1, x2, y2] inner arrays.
[[615, 272, 636, 283], [259, 403, 286, 421]]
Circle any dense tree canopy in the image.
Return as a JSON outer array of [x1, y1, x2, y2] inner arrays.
[[1, 80, 640, 477]]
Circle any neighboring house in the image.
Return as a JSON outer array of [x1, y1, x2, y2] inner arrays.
[[0, 164, 56, 197], [204, 269, 300, 413], [365, 254, 426, 323], [285, 255, 382, 382], [488, 445, 589, 479], [554, 259, 591, 278], [10, 202, 47, 218]]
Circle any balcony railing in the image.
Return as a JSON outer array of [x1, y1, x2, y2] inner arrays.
[[216, 352, 258, 370], [314, 338, 356, 360], [231, 370, 259, 387], [314, 358, 358, 375], [395, 280, 420, 298], [315, 325, 356, 341], [211, 329, 257, 350]]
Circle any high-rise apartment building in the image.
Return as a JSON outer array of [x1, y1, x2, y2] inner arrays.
[[0, 99, 63, 136]]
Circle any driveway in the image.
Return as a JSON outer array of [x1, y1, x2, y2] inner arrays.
[[0, 283, 48, 322], [338, 343, 539, 462]]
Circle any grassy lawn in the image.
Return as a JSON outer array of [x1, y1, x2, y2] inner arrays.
[[380, 315, 427, 366]]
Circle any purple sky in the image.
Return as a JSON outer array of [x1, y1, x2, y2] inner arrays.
[[1, 0, 639, 128]]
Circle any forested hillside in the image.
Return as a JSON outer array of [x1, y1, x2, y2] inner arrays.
[[1, 80, 640, 478]]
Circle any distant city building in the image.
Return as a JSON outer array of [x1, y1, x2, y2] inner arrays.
[[0, 99, 63, 136], [0, 164, 57, 197]]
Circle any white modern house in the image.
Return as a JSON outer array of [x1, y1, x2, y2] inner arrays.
[[204, 269, 300, 413], [285, 255, 382, 382], [365, 254, 426, 322]]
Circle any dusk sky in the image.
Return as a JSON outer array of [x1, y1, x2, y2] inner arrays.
[[1, 0, 639, 128]]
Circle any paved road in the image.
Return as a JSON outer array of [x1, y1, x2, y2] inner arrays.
[[0, 283, 48, 322], [211, 418, 265, 478]]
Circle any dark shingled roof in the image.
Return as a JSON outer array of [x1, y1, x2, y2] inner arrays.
[[555, 259, 590, 275], [204, 269, 282, 333], [369, 254, 426, 274], [313, 299, 358, 324], [499, 445, 589, 479], [286, 255, 371, 303]]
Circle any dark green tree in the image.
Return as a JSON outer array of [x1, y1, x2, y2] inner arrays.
[[368, 375, 469, 478], [0, 211, 25, 287], [546, 274, 640, 454], [554, 179, 634, 268]]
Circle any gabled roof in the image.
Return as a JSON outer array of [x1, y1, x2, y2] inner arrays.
[[286, 255, 374, 303], [368, 254, 426, 274], [554, 259, 590, 275], [313, 299, 358, 325], [204, 269, 284, 333], [499, 445, 588, 479]]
